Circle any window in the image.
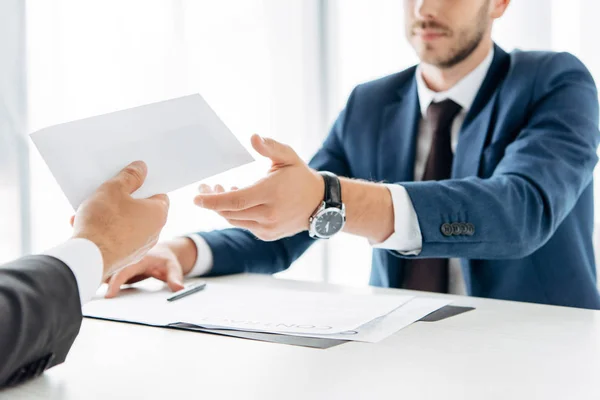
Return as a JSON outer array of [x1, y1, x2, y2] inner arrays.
[[0, 0, 27, 263]]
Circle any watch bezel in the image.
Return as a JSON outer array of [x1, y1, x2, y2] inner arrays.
[[309, 203, 346, 239]]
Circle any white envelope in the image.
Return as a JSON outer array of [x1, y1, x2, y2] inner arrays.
[[30, 94, 254, 209]]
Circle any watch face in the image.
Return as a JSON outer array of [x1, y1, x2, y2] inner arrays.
[[314, 209, 345, 237]]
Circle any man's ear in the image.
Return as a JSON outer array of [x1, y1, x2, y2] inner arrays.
[[490, 0, 511, 19]]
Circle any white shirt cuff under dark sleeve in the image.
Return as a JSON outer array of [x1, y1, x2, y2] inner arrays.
[[44, 238, 103, 305], [185, 234, 214, 277], [371, 184, 423, 255]]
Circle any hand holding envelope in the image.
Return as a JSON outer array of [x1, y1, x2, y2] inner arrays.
[[31, 94, 254, 209]]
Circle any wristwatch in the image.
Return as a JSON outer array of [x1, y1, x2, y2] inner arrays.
[[308, 171, 346, 239]]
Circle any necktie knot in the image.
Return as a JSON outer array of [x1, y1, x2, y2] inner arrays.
[[427, 99, 462, 129]]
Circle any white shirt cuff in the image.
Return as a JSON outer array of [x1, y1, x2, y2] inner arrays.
[[371, 184, 423, 255], [44, 238, 103, 305], [185, 234, 213, 277]]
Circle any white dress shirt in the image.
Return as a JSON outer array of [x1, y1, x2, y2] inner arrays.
[[186, 233, 214, 277], [188, 49, 495, 293], [44, 238, 103, 304]]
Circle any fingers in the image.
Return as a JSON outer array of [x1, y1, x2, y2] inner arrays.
[[194, 184, 265, 211], [198, 184, 212, 194], [105, 161, 148, 195], [199, 184, 238, 194], [165, 260, 185, 292], [214, 184, 225, 193], [105, 263, 148, 298], [70, 215, 75, 227], [105, 251, 186, 297], [250, 134, 300, 166]]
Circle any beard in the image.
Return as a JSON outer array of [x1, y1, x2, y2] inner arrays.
[[410, 2, 490, 69]]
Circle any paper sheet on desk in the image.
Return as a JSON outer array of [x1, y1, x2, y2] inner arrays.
[[83, 283, 415, 336], [30, 94, 254, 209], [282, 297, 452, 342]]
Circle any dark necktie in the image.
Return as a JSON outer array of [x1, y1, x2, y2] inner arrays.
[[402, 99, 462, 293]]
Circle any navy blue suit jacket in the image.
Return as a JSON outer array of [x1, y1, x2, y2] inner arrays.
[[199, 45, 600, 309]]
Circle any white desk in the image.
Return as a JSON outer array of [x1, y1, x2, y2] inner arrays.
[[3, 274, 600, 400]]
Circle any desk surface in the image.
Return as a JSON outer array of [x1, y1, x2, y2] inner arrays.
[[2, 274, 600, 400]]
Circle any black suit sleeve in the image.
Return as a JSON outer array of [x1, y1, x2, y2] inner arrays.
[[0, 255, 83, 388]]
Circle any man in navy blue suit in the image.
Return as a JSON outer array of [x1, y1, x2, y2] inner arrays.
[[108, 0, 600, 309]]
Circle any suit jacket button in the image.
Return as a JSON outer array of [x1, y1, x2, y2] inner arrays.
[[451, 223, 464, 236], [465, 223, 475, 236], [441, 223, 453, 236], [463, 223, 470, 234]]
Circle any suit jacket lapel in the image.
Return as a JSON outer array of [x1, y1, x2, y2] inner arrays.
[[378, 75, 421, 183], [376, 75, 420, 287], [453, 44, 511, 179]]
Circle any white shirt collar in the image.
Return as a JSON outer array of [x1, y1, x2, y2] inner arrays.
[[415, 48, 494, 116]]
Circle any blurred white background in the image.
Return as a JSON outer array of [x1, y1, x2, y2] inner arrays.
[[2, 0, 599, 286]]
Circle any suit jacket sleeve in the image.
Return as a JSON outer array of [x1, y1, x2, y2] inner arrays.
[[0, 255, 83, 388], [399, 52, 600, 259], [197, 93, 356, 276]]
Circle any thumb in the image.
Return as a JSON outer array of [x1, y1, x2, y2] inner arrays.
[[111, 161, 148, 195], [165, 261, 185, 292], [251, 134, 300, 166], [148, 193, 170, 211]]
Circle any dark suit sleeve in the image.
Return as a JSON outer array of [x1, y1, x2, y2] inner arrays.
[[197, 95, 356, 276], [0, 255, 83, 388], [400, 52, 600, 259]]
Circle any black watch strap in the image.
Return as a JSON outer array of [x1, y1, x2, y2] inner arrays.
[[320, 171, 342, 209]]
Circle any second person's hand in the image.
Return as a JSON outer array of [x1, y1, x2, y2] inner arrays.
[[193, 134, 325, 241], [104, 237, 198, 298]]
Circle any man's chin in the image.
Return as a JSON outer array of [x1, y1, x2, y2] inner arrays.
[[415, 51, 447, 67], [411, 43, 441, 63]]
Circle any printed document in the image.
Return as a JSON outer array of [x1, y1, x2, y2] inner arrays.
[[84, 283, 415, 336]]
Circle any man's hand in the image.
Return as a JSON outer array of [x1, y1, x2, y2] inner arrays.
[[103, 238, 198, 298], [194, 134, 324, 241], [71, 161, 170, 278]]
